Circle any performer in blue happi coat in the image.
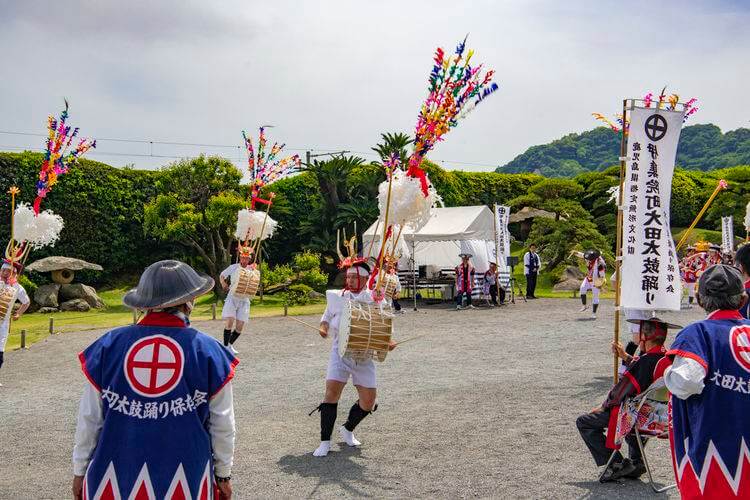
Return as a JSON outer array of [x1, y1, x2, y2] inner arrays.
[[665, 264, 750, 499], [72, 260, 238, 500]]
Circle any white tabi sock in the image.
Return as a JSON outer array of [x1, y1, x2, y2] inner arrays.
[[313, 441, 331, 457], [339, 426, 361, 447]]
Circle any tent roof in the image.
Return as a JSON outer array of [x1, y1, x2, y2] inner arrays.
[[363, 205, 495, 243]]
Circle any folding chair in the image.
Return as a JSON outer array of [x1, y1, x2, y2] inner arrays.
[[598, 379, 677, 493]]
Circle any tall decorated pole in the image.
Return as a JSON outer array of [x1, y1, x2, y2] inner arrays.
[[675, 178, 728, 251], [597, 90, 697, 383], [613, 99, 628, 383]]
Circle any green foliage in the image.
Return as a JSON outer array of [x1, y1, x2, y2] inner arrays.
[[18, 274, 37, 300], [143, 155, 244, 287], [282, 283, 313, 306], [499, 124, 750, 177], [371, 132, 413, 165], [261, 262, 295, 288], [0, 152, 165, 285]]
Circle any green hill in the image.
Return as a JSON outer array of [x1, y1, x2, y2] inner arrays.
[[498, 124, 750, 177]]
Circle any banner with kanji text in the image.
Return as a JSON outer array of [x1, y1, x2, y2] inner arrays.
[[620, 106, 684, 310]]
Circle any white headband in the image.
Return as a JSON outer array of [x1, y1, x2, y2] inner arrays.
[[346, 266, 370, 277]]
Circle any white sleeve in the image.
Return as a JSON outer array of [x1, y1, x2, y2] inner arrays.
[[219, 265, 235, 280], [664, 356, 706, 400], [523, 253, 530, 268], [15, 285, 29, 305], [321, 304, 334, 325], [209, 382, 236, 477], [72, 383, 103, 476]]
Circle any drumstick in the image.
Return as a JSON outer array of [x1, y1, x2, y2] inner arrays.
[[286, 316, 321, 332], [394, 333, 430, 346]]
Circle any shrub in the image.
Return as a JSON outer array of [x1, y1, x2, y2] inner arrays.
[[282, 284, 313, 306], [17, 274, 38, 301]]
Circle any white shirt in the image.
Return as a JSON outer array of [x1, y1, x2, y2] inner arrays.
[[72, 382, 236, 477], [0, 283, 30, 351], [664, 356, 706, 400], [220, 264, 240, 280], [523, 252, 540, 274]]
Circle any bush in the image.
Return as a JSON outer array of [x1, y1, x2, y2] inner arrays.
[[17, 274, 37, 301], [260, 263, 294, 288], [293, 251, 321, 272], [282, 284, 313, 306]]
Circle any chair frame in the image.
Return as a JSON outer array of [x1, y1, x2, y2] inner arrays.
[[598, 382, 677, 493]]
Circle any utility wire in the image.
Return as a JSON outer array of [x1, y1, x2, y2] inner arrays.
[[0, 130, 502, 169]]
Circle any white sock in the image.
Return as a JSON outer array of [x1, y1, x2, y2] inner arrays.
[[339, 426, 361, 447], [313, 441, 331, 457]]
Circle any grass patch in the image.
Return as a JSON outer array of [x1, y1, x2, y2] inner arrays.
[[6, 288, 324, 351]]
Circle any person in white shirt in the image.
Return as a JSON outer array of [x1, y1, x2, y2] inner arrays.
[[219, 245, 254, 354], [311, 260, 397, 457], [523, 244, 541, 299], [0, 262, 30, 386]]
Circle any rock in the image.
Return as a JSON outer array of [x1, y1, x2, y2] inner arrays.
[[60, 284, 105, 309], [38, 307, 59, 314], [553, 278, 581, 292], [307, 290, 325, 299], [34, 284, 61, 308], [60, 299, 91, 312], [559, 266, 585, 282]]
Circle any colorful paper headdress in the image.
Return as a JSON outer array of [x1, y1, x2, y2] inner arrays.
[[336, 225, 366, 270], [238, 245, 253, 258], [242, 127, 301, 205]]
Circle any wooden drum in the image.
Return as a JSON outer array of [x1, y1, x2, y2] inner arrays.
[[383, 273, 400, 300], [338, 300, 393, 362], [229, 266, 260, 300], [0, 284, 17, 323]]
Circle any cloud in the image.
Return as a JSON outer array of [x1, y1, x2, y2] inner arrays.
[[0, 0, 747, 172]]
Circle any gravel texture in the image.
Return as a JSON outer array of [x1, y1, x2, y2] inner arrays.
[[0, 298, 704, 499]]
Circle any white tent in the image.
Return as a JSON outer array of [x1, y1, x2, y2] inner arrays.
[[362, 206, 496, 273]]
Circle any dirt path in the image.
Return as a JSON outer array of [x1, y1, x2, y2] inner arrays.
[[0, 299, 701, 498]]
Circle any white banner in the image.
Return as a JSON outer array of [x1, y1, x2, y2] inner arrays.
[[620, 106, 684, 310], [722, 216, 734, 253], [494, 205, 511, 273]]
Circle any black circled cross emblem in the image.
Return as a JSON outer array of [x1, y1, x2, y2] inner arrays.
[[645, 114, 668, 141]]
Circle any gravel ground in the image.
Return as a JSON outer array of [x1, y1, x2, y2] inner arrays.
[[0, 298, 704, 499]]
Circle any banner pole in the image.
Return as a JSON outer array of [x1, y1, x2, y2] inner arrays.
[[493, 204, 498, 264], [613, 99, 628, 384]]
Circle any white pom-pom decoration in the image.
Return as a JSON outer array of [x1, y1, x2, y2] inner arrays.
[[234, 208, 277, 241], [378, 169, 441, 231], [13, 203, 64, 249], [745, 201, 750, 231]]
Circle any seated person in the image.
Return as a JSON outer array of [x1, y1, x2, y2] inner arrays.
[[576, 317, 680, 482]]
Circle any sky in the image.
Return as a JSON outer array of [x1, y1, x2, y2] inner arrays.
[[0, 0, 748, 173]]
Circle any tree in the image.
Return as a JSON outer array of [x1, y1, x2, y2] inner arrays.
[[143, 155, 245, 294], [371, 132, 413, 164], [509, 178, 611, 271]]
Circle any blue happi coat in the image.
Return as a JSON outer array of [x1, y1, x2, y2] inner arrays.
[[78, 312, 238, 500], [667, 309, 750, 499]]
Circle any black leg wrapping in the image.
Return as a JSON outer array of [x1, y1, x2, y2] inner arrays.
[[593, 303, 599, 314], [229, 330, 241, 344], [310, 403, 338, 441], [223, 329, 231, 346], [580, 294, 587, 306], [344, 402, 374, 432]]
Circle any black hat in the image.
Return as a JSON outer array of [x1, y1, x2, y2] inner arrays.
[[584, 249, 600, 261], [709, 244, 721, 251], [123, 260, 215, 310], [626, 316, 682, 330], [698, 264, 744, 297]]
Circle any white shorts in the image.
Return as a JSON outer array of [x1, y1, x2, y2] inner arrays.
[[326, 339, 377, 388], [222, 295, 250, 323]]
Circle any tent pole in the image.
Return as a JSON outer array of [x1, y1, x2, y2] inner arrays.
[[412, 240, 417, 311]]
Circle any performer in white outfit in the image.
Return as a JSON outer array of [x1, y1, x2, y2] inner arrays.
[[573, 250, 606, 319], [219, 245, 253, 354], [311, 260, 396, 457], [0, 262, 30, 386]]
